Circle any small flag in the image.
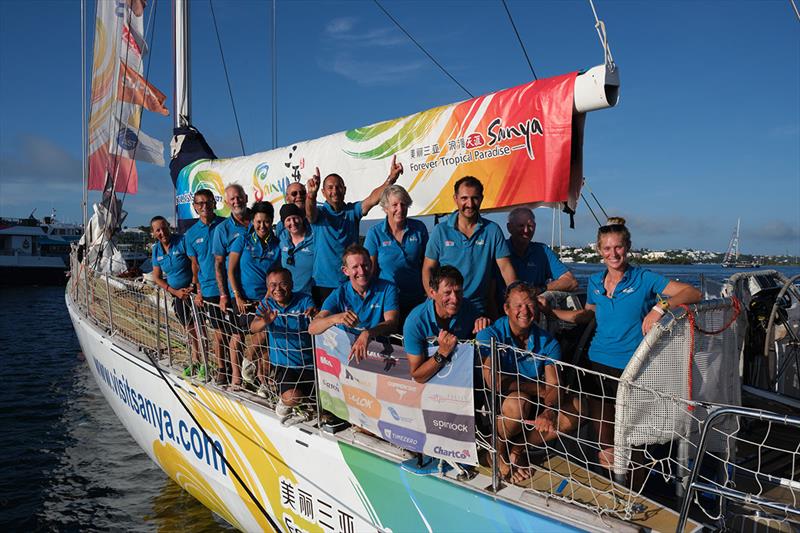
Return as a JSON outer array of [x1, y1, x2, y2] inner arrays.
[[112, 117, 165, 166], [118, 62, 168, 116]]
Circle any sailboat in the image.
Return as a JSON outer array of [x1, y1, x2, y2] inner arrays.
[[721, 219, 760, 268], [66, 1, 799, 531]]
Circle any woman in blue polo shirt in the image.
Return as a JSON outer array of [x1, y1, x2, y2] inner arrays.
[[553, 217, 701, 470], [364, 185, 428, 316], [278, 203, 315, 295], [150, 216, 201, 376], [227, 202, 281, 389]]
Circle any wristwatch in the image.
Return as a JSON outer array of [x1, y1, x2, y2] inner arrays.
[[433, 352, 446, 366]]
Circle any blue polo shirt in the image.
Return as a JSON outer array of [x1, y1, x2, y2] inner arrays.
[[229, 228, 281, 301], [587, 266, 670, 369], [184, 216, 224, 297], [152, 235, 192, 289], [425, 211, 510, 314], [280, 228, 315, 295], [321, 278, 398, 336], [364, 218, 428, 308], [255, 293, 315, 367], [505, 240, 569, 289], [212, 215, 250, 295], [402, 298, 479, 358], [476, 316, 561, 380], [311, 201, 363, 288]]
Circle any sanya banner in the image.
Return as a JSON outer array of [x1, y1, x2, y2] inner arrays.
[[175, 72, 581, 221], [315, 327, 478, 465]]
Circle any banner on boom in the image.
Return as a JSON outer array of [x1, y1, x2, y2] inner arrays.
[[176, 72, 581, 221], [315, 327, 478, 465]]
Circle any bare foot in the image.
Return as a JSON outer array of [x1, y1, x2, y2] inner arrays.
[[510, 466, 534, 485]]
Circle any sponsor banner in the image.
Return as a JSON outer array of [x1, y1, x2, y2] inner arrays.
[[314, 327, 477, 464], [176, 72, 581, 221]]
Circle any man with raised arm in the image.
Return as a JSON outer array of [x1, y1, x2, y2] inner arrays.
[[422, 176, 517, 318], [305, 156, 403, 306], [403, 265, 490, 384], [184, 189, 225, 381], [501, 207, 578, 296], [213, 183, 251, 315], [308, 244, 399, 361]]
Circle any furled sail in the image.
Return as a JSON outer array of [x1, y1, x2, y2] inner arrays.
[[87, 0, 166, 195], [175, 71, 586, 222]]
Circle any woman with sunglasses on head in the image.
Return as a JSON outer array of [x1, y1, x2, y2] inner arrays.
[[551, 217, 701, 471], [278, 203, 315, 296]]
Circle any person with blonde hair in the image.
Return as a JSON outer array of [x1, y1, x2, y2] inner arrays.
[[364, 184, 428, 316], [551, 217, 701, 470]]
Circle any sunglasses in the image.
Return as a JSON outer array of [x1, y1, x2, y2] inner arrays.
[[285, 246, 296, 266], [504, 280, 537, 299], [598, 223, 626, 233], [288, 191, 306, 197], [193, 201, 215, 207]]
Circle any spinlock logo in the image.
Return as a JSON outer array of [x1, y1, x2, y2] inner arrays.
[[433, 446, 471, 460], [424, 411, 474, 442], [486, 116, 543, 160], [432, 419, 469, 433]]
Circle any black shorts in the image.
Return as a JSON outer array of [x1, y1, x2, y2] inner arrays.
[[202, 296, 227, 331], [274, 365, 315, 396], [229, 301, 259, 333], [579, 361, 624, 400], [172, 296, 194, 327], [312, 286, 335, 309]]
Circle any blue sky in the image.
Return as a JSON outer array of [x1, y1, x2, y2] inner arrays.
[[0, 0, 798, 254]]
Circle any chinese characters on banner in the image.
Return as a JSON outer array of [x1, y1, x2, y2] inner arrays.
[[315, 327, 478, 465]]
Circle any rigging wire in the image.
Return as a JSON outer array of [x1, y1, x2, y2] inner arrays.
[[582, 179, 609, 221], [500, 0, 538, 80], [587, 0, 616, 70], [580, 192, 602, 227], [271, 0, 277, 148], [209, 0, 246, 156], [791, 0, 800, 22], [372, 0, 474, 98]]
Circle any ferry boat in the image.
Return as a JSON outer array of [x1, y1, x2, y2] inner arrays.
[[0, 210, 81, 285], [67, 1, 799, 531]]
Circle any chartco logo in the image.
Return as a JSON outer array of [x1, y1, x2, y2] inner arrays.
[[433, 446, 471, 460]]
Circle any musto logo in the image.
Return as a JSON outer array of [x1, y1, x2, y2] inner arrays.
[[315, 349, 341, 377], [377, 421, 425, 453], [423, 411, 474, 442], [433, 446, 471, 460], [342, 385, 381, 419]]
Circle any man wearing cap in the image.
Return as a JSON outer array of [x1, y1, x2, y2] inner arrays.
[[500, 207, 577, 297], [305, 156, 404, 307], [422, 176, 517, 318], [278, 203, 314, 295]]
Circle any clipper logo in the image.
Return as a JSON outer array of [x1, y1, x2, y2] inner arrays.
[[486, 116, 543, 160], [444, 240, 455, 247], [621, 287, 635, 294], [382, 240, 391, 246], [433, 446, 471, 460]]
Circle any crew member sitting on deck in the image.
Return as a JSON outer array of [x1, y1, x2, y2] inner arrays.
[[278, 203, 314, 295], [499, 207, 578, 297], [403, 265, 490, 383], [227, 201, 281, 391], [364, 184, 429, 317], [185, 189, 225, 380], [550, 217, 701, 471], [250, 267, 316, 415], [304, 155, 404, 307], [477, 281, 580, 483], [422, 176, 517, 318], [275, 181, 307, 237], [149, 216, 201, 378], [308, 244, 400, 361]]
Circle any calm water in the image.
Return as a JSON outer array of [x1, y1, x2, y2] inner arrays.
[[1, 264, 798, 530]]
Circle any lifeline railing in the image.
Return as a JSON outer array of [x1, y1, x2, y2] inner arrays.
[[67, 258, 800, 528]]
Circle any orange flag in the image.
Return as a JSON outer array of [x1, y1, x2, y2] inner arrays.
[[117, 62, 169, 116]]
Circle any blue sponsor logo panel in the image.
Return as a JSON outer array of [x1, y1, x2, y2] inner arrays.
[[377, 421, 426, 453]]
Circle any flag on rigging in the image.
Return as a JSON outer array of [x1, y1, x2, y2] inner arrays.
[[118, 62, 169, 116]]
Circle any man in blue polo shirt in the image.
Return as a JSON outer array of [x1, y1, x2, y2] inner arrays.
[[185, 189, 225, 382], [213, 183, 251, 314], [476, 281, 579, 482], [423, 176, 517, 318], [251, 267, 316, 415], [500, 207, 577, 297], [305, 155, 404, 307], [309, 244, 399, 361], [403, 265, 490, 383]]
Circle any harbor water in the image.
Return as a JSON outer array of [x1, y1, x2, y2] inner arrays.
[[1, 264, 798, 530]]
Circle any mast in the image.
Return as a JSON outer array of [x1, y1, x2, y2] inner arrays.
[[735, 218, 741, 261], [81, 0, 88, 232], [173, 0, 191, 127]]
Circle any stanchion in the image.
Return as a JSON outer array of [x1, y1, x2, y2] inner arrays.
[[490, 337, 500, 492], [104, 274, 114, 333], [163, 290, 173, 368]]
